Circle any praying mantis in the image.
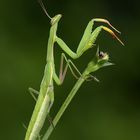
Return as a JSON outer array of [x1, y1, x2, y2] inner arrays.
[[25, 0, 124, 140]]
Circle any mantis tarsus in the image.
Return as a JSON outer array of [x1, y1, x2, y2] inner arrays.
[[25, 0, 124, 140]]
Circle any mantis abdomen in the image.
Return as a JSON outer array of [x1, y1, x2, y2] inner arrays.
[[25, 87, 54, 140], [25, 62, 54, 140]]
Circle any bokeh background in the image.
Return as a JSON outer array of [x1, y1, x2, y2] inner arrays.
[[0, 0, 140, 139]]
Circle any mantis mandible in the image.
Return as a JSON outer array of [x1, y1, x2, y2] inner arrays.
[[25, 0, 124, 140]]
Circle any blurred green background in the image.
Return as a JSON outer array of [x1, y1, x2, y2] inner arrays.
[[0, 0, 140, 139]]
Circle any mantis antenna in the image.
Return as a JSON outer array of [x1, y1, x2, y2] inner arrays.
[[38, 0, 52, 20]]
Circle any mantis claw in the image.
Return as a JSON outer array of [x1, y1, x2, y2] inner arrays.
[[102, 26, 124, 46], [91, 18, 124, 46], [47, 114, 55, 129], [93, 18, 121, 34], [86, 74, 100, 82]]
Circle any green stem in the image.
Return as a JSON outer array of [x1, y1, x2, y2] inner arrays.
[[42, 51, 111, 140], [42, 70, 89, 140]]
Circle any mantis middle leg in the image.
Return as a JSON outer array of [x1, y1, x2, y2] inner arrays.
[[53, 53, 82, 85]]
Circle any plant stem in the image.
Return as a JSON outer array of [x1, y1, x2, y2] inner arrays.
[[42, 70, 89, 140], [42, 50, 111, 140]]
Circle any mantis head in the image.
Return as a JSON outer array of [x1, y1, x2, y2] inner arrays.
[[51, 14, 62, 25]]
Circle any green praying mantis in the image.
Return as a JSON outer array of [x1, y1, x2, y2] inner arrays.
[[25, 0, 124, 140]]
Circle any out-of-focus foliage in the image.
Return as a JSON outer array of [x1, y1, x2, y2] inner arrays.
[[0, 0, 140, 140]]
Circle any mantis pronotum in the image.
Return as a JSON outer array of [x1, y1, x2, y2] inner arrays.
[[25, 0, 124, 140]]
